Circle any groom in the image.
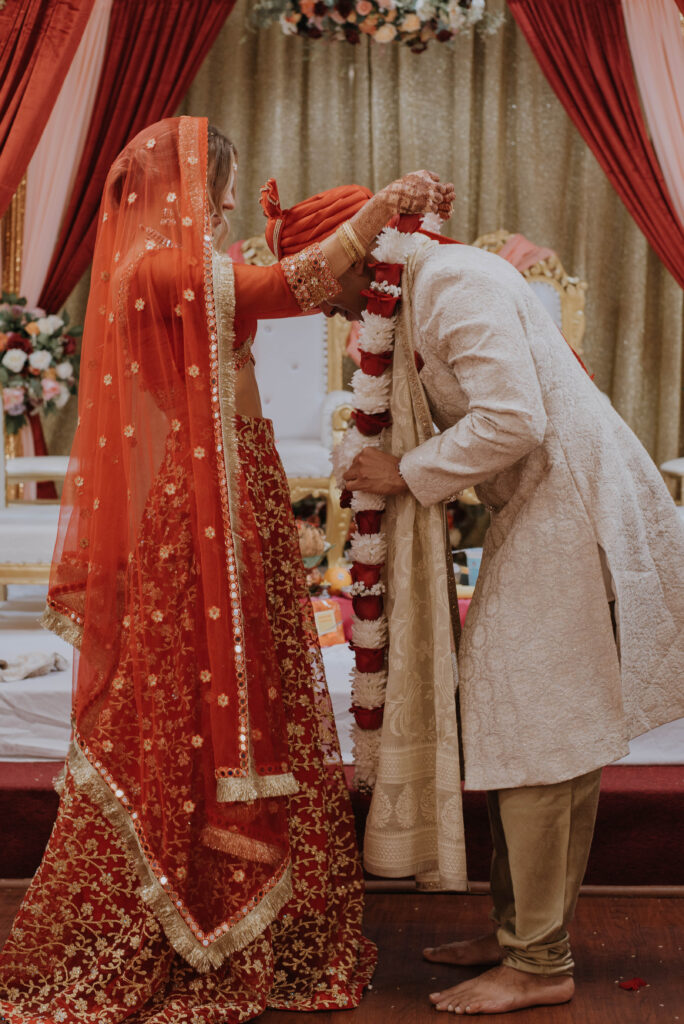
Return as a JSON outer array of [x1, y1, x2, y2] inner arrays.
[[262, 189, 684, 1015]]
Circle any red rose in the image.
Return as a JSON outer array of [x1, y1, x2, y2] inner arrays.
[[361, 289, 399, 318], [353, 594, 384, 620], [359, 349, 392, 376], [351, 562, 382, 587], [62, 336, 77, 355], [437, 28, 452, 41], [353, 646, 386, 673], [308, 25, 323, 37], [373, 263, 402, 287], [353, 409, 392, 436], [340, 488, 352, 509], [355, 510, 383, 534], [351, 705, 384, 730], [7, 333, 32, 353]]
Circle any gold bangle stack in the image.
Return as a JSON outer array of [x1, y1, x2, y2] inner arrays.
[[336, 220, 366, 265]]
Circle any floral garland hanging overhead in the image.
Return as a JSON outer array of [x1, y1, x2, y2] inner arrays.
[[253, 0, 496, 51]]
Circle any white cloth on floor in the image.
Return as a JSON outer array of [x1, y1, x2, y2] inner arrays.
[[0, 652, 69, 682]]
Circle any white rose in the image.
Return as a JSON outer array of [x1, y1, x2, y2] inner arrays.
[[55, 383, 71, 409], [56, 361, 74, 380], [28, 350, 53, 371], [468, 0, 485, 20], [416, 0, 437, 19], [447, 0, 465, 30], [2, 349, 28, 373], [35, 315, 64, 335], [279, 12, 299, 34]]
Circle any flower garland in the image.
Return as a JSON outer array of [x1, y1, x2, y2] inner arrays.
[[332, 217, 430, 791], [253, 0, 493, 52]]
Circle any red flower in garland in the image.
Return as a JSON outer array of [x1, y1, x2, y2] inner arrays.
[[356, 510, 383, 534], [351, 562, 383, 588], [354, 409, 392, 435], [353, 646, 386, 674], [351, 705, 384, 730], [361, 290, 399, 318], [360, 349, 393, 376], [353, 594, 384, 620]]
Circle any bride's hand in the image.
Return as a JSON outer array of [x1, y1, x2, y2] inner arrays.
[[382, 170, 455, 220]]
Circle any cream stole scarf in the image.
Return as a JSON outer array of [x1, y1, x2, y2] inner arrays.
[[362, 246, 468, 890]]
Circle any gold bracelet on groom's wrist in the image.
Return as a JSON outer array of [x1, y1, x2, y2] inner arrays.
[[336, 220, 366, 265]]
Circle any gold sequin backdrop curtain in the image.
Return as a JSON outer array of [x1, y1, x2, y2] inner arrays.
[[175, 0, 684, 463]]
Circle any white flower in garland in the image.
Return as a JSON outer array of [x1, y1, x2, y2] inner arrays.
[[349, 532, 387, 565], [350, 490, 386, 512], [351, 614, 389, 649], [351, 669, 388, 709], [350, 368, 392, 414]]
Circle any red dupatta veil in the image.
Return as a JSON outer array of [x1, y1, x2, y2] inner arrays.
[[42, 117, 297, 971]]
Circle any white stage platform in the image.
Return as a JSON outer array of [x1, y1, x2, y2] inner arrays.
[[1, 586, 682, 767]]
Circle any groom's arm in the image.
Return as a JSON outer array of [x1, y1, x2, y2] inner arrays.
[[399, 263, 547, 507]]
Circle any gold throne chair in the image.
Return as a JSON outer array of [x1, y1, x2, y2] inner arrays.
[[472, 230, 587, 354], [240, 236, 353, 565]]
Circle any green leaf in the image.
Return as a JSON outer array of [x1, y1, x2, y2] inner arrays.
[[4, 414, 26, 435]]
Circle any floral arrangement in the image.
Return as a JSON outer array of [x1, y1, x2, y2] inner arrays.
[[253, 0, 489, 51], [0, 293, 81, 435]]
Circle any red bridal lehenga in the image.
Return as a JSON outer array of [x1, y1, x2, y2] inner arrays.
[[0, 117, 376, 1023]]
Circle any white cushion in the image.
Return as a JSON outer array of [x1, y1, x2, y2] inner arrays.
[[275, 440, 332, 480], [253, 314, 328, 441], [528, 280, 563, 331], [6, 455, 69, 482], [660, 457, 684, 478], [0, 504, 60, 564]]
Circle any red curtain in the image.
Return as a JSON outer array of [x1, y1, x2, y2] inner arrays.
[[0, 0, 95, 217], [39, 0, 237, 312], [507, 0, 684, 290]]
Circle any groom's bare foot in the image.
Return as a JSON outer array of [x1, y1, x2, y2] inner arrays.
[[429, 965, 574, 1014], [423, 932, 503, 967]]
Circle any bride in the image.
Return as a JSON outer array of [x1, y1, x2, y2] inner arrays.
[[0, 116, 453, 1022]]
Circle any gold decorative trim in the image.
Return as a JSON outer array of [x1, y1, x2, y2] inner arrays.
[[66, 740, 293, 971], [216, 770, 299, 803], [0, 563, 52, 585], [326, 315, 352, 392], [40, 604, 83, 649], [201, 825, 283, 865], [1, 174, 26, 293], [240, 234, 277, 267]]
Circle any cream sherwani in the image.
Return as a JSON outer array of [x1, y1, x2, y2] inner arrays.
[[399, 243, 684, 792]]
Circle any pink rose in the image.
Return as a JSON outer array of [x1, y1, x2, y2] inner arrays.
[[2, 387, 25, 414], [41, 378, 62, 404], [356, 0, 373, 14]]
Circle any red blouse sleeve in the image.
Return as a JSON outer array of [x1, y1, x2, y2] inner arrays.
[[233, 262, 302, 321], [233, 242, 341, 321]]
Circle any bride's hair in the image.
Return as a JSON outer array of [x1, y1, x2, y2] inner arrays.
[[208, 124, 237, 248]]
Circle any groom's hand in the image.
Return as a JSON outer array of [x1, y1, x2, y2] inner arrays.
[[344, 448, 408, 496]]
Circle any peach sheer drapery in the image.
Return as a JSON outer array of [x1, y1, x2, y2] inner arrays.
[[621, 0, 684, 229], [21, 0, 113, 308]]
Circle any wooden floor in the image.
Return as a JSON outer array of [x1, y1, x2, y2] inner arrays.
[[2, 885, 684, 1021]]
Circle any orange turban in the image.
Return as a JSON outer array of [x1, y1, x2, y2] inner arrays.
[[260, 178, 373, 259]]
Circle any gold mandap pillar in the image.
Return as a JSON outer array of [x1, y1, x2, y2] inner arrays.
[[1, 174, 26, 296]]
